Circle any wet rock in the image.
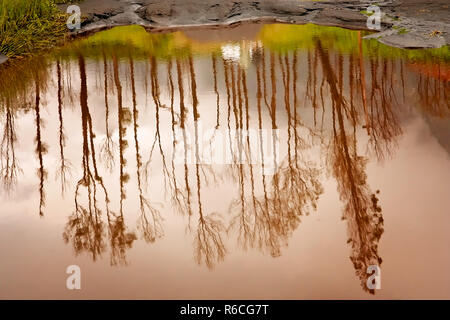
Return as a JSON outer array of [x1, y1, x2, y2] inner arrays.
[[144, 1, 174, 24], [110, 11, 146, 25], [379, 31, 446, 49], [312, 8, 373, 29], [260, 1, 307, 15], [206, 3, 235, 22], [315, 8, 366, 23], [298, 1, 323, 11], [145, 1, 173, 18]]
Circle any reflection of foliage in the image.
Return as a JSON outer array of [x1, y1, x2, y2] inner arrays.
[[63, 53, 138, 266], [137, 198, 164, 244], [108, 213, 137, 266], [230, 163, 323, 258], [57, 26, 174, 61], [195, 213, 227, 269], [2, 24, 449, 119], [99, 52, 116, 173], [224, 50, 322, 258], [63, 205, 107, 261], [259, 23, 450, 63], [0, 58, 51, 212], [328, 135, 384, 294], [55, 25, 222, 62], [317, 39, 384, 294], [0, 104, 21, 192], [0, 54, 49, 115], [100, 131, 116, 172], [416, 68, 450, 118], [53, 23, 450, 65], [366, 57, 403, 161], [229, 145, 323, 258], [63, 202, 138, 266], [66, 171, 138, 266], [2, 23, 448, 293], [56, 60, 73, 195], [54, 24, 450, 64], [129, 55, 164, 244], [227, 50, 324, 257], [34, 76, 48, 216]]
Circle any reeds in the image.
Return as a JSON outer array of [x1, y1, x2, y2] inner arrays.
[[0, 0, 67, 57]]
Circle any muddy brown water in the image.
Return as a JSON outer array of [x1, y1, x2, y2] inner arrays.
[[0, 23, 449, 299]]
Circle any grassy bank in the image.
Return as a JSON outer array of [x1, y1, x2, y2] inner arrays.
[[0, 0, 72, 58]]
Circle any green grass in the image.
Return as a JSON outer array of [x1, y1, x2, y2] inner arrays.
[[0, 0, 69, 58], [393, 26, 408, 34]]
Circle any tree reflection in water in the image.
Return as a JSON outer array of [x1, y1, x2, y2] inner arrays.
[[317, 40, 384, 294], [0, 24, 449, 293]]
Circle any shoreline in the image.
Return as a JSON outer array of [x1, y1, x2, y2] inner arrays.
[[1, 0, 449, 66], [63, 0, 449, 49]]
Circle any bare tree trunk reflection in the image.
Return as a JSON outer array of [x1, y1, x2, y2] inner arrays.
[[109, 53, 136, 265], [145, 57, 171, 194], [366, 56, 402, 161], [317, 40, 384, 294], [130, 55, 163, 243], [34, 73, 47, 217], [176, 58, 193, 217], [212, 54, 220, 129], [0, 101, 21, 193], [63, 54, 111, 262], [113, 54, 131, 217], [56, 60, 72, 196], [100, 51, 115, 172], [358, 31, 370, 134], [191, 54, 227, 269], [168, 59, 187, 213]]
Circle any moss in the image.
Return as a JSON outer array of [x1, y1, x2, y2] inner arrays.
[[360, 10, 374, 17], [387, 14, 400, 21]]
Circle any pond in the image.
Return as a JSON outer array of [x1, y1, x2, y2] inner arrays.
[[0, 23, 449, 299]]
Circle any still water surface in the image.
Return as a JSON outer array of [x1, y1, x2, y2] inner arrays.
[[0, 23, 449, 299]]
